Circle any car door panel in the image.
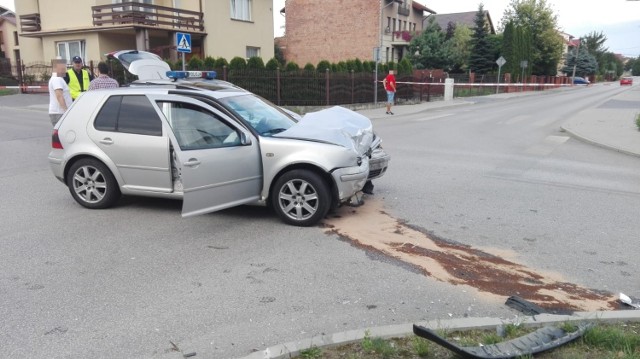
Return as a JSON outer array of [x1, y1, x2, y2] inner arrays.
[[87, 95, 172, 193], [149, 96, 263, 217]]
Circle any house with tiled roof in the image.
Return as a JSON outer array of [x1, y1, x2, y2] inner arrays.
[[425, 10, 495, 34], [14, 0, 274, 65], [0, 8, 18, 74], [279, 0, 436, 65]]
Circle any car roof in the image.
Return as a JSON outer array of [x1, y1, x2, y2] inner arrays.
[[76, 84, 249, 102]]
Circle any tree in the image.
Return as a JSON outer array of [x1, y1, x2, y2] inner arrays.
[[445, 21, 456, 40], [203, 56, 216, 69], [247, 56, 265, 69], [316, 60, 331, 72], [562, 47, 597, 77], [274, 44, 286, 65], [581, 31, 609, 76], [501, 20, 532, 79], [501, 0, 564, 75], [445, 24, 472, 73], [187, 55, 204, 70], [265, 58, 280, 70], [397, 57, 413, 75], [600, 52, 624, 79], [285, 61, 300, 71], [214, 57, 228, 69], [408, 17, 451, 69], [469, 4, 495, 74], [228, 56, 247, 70], [632, 57, 640, 76]]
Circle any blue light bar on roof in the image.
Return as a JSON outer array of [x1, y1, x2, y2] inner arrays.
[[166, 70, 217, 80]]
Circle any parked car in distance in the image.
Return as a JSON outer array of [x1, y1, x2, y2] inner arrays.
[[620, 77, 633, 86], [573, 76, 590, 85], [48, 52, 390, 227]]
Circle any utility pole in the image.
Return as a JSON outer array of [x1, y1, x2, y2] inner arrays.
[[375, 0, 395, 105], [571, 38, 581, 85]]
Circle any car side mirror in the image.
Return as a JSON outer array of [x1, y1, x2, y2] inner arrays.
[[240, 132, 252, 146]]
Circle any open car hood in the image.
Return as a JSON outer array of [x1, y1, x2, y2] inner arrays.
[[107, 50, 170, 81], [275, 106, 373, 154]]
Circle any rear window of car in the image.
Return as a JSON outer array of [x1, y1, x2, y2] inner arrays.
[[94, 95, 162, 136]]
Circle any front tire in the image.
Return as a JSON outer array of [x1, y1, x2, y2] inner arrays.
[[66, 158, 121, 209], [271, 170, 330, 226]]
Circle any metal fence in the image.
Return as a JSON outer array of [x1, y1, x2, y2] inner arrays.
[[2, 59, 572, 104]]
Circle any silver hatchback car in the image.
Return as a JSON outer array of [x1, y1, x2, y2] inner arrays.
[[49, 61, 389, 226]]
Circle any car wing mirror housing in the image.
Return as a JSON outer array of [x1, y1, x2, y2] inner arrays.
[[240, 132, 252, 146]]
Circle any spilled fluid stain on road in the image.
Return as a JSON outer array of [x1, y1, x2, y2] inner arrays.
[[323, 198, 616, 312]]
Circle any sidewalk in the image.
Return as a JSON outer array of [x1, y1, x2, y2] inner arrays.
[[0, 93, 49, 112], [561, 86, 640, 157], [237, 310, 640, 359]]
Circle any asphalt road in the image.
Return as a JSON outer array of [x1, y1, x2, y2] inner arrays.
[[0, 85, 638, 359]]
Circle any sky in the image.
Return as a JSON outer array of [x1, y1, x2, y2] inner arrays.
[[1, 0, 637, 57], [273, 0, 640, 57]]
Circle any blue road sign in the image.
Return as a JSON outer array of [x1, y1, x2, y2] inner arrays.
[[176, 32, 192, 53]]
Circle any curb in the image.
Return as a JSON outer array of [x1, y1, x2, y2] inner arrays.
[[561, 124, 640, 158], [237, 310, 640, 359]]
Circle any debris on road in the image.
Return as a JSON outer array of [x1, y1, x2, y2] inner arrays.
[[619, 293, 640, 309], [413, 322, 592, 359]]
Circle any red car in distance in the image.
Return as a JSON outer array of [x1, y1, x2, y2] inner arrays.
[[620, 77, 633, 85]]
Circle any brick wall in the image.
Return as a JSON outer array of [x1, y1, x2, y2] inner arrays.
[[283, 0, 380, 66]]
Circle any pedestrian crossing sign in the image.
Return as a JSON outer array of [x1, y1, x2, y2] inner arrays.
[[176, 32, 192, 53]]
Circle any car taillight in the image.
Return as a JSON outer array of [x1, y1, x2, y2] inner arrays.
[[52, 130, 63, 149]]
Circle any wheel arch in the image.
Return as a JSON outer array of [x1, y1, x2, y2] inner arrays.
[[268, 163, 339, 207], [63, 153, 123, 186]]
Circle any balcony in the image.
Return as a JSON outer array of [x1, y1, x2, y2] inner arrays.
[[20, 13, 41, 32], [92, 2, 204, 32], [397, 5, 410, 16]]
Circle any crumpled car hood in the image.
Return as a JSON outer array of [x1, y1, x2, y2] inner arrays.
[[275, 106, 374, 154]]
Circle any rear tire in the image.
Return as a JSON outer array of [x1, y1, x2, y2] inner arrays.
[[271, 170, 330, 226], [66, 158, 121, 209]]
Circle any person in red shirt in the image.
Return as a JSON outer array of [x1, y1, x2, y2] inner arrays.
[[382, 69, 396, 115]]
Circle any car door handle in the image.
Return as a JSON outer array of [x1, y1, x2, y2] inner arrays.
[[184, 158, 201, 167], [99, 138, 114, 145]]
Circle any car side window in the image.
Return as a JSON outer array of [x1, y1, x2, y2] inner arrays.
[[156, 101, 242, 151], [118, 96, 163, 136], [94, 95, 163, 136], [94, 96, 121, 132]]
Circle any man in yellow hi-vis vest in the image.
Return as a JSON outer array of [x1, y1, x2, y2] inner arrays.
[[64, 56, 94, 100]]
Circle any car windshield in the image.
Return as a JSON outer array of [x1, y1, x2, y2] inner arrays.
[[218, 94, 296, 136]]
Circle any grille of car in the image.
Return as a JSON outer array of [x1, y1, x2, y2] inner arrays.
[[368, 169, 382, 179]]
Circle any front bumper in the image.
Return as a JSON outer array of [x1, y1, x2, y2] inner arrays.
[[331, 157, 369, 202], [368, 147, 390, 180]]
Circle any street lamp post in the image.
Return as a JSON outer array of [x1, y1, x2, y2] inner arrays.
[[374, 0, 395, 105]]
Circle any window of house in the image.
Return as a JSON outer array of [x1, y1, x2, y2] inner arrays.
[[57, 41, 85, 64], [413, 23, 416, 31], [13, 31, 18, 46], [230, 0, 252, 21], [246, 46, 260, 58], [404, 21, 407, 30], [392, 18, 396, 32], [112, 0, 153, 12]]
